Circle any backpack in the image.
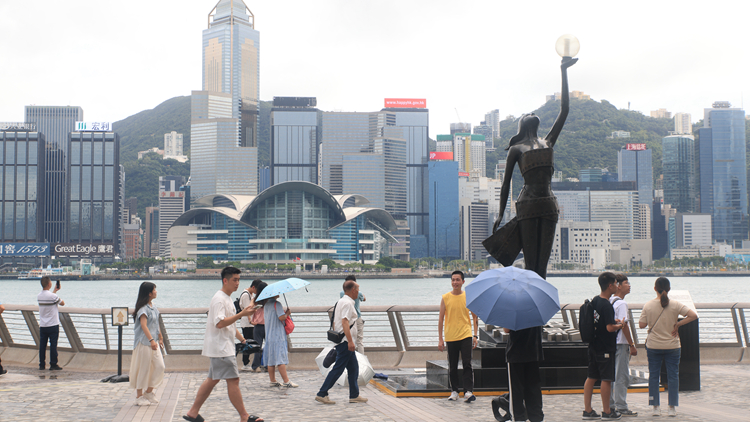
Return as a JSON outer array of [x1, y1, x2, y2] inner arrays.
[[579, 296, 598, 343], [234, 290, 250, 314]]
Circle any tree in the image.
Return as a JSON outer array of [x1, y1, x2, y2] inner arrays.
[[196, 256, 216, 269]]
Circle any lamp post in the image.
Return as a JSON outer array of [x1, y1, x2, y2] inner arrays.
[[555, 34, 580, 59]]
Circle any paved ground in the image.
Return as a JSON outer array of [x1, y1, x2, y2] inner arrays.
[[0, 364, 748, 422]]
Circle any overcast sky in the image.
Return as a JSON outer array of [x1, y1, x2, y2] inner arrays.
[[2, 0, 749, 139]]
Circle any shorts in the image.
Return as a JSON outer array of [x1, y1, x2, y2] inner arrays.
[[208, 356, 240, 380], [587, 348, 615, 381]]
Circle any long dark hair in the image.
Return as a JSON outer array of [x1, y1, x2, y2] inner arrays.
[[254, 281, 269, 306], [655, 277, 670, 308], [133, 282, 156, 321]]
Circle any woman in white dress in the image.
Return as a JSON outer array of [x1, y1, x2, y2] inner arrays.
[[129, 282, 165, 406]]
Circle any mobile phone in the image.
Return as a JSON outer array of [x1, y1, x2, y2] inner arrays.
[[55, 280, 61, 289], [253, 304, 263, 309]]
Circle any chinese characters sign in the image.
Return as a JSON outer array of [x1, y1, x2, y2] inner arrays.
[[429, 152, 454, 160], [458, 172, 470, 177], [0, 243, 50, 256], [53, 243, 115, 257], [75, 121, 112, 131], [626, 143, 647, 151]]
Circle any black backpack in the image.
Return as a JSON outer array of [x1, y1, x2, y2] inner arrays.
[[579, 296, 598, 343], [234, 290, 249, 314]]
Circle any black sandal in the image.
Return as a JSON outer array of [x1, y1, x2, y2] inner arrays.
[[183, 415, 204, 422], [247, 416, 264, 422]]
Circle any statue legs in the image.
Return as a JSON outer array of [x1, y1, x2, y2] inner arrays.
[[518, 218, 557, 279]]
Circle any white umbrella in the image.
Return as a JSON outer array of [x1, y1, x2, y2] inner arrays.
[[314, 347, 374, 386]]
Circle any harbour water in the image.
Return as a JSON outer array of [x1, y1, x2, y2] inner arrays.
[[2, 275, 748, 309]]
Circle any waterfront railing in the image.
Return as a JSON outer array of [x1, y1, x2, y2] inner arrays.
[[1, 303, 748, 358]]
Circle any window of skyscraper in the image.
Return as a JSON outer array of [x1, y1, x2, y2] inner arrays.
[[104, 142, 114, 165], [6, 143, 14, 165], [71, 142, 80, 165], [28, 141, 37, 164], [82, 141, 91, 165], [70, 167, 80, 200], [16, 167, 25, 200], [94, 143, 103, 165], [16, 141, 26, 164]]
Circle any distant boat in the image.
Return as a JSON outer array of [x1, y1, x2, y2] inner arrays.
[[18, 269, 43, 280], [18, 266, 76, 280]]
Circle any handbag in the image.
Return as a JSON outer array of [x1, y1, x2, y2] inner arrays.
[[275, 302, 294, 334], [327, 301, 354, 343]]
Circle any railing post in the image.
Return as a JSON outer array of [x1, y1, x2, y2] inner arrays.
[[0, 313, 13, 346], [21, 310, 40, 346], [735, 306, 748, 347], [59, 313, 83, 352], [158, 314, 172, 354], [386, 309, 405, 352], [101, 314, 110, 351], [628, 309, 639, 345], [395, 311, 410, 350]]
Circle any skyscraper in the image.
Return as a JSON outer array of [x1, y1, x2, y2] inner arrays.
[[25, 106, 83, 243], [158, 176, 187, 257], [699, 102, 748, 244], [191, 0, 259, 198], [674, 112, 692, 135], [271, 97, 321, 185], [618, 143, 653, 205], [484, 109, 500, 140], [436, 133, 486, 176], [662, 134, 699, 213], [164, 131, 187, 162], [428, 160, 459, 259]]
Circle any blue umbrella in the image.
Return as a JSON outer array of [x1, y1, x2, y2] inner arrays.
[[465, 267, 560, 331], [255, 277, 311, 305]]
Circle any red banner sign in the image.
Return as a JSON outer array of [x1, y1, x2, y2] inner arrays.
[[458, 172, 470, 177], [626, 143, 647, 151], [384, 98, 426, 108], [429, 151, 453, 160]]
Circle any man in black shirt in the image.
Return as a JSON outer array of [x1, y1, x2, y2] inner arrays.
[[494, 326, 544, 422], [582, 272, 624, 421]]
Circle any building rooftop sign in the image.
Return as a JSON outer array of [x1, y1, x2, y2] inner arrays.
[[0, 122, 36, 131], [384, 98, 426, 109], [626, 143, 647, 151], [75, 122, 112, 131]]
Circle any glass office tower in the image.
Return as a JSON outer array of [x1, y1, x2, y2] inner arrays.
[[618, 145, 653, 205], [271, 97, 321, 185], [662, 135, 699, 213], [25, 106, 83, 243], [67, 131, 120, 249], [699, 102, 747, 244], [0, 126, 45, 242], [428, 160, 459, 258]]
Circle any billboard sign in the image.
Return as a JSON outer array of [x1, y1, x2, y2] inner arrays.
[[626, 143, 647, 151], [160, 191, 185, 197], [0, 243, 51, 256], [0, 122, 36, 131], [75, 121, 112, 131], [429, 151, 454, 160], [53, 243, 115, 257], [458, 172, 470, 177], [384, 98, 426, 108]]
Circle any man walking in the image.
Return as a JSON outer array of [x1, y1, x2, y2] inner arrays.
[[493, 325, 544, 421], [610, 274, 637, 417], [316, 279, 368, 405], [340, 275, 366, 354], [239, 279, 259, 371], [582, 272, 624, 420], [183, 267, 264, 422], [438, 270, 478, 402], [37, 276, 65, 370]]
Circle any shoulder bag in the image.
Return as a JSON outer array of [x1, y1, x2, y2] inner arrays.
[[275, 302, 294, 335], [327, 301, 354, 343]]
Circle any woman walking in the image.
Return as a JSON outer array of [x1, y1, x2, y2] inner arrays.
[[262, 295, 297, 388], [638, 277, 698, 417], [129, 282, 165, 406], [249, 280, 268, 372]]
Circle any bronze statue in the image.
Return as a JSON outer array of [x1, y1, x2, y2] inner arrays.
[[483, 57, 577, 279]]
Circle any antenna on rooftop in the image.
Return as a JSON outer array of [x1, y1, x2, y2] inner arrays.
[[454, 108, 462, 122]]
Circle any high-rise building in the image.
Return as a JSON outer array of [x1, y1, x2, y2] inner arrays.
[[25, 106, 83, 243], [144, 206, 159, 258], [67, 131, 120, 250], [123, 223, 141, 260], [674, 112, 692, 135], [484, 109, 500, 139], [618, 144, 653, 205], [459, 199, 489, 261], [650, 108, 671, 119], [158, 176, 187, 257], [164, 131, 187, 162], [0, 124, 45, 244], [270, 97, 321, 185], [436, 133, 486, 176], [450, 123, 471, 135], [191, 0, 259, 198], [428, 160, 459, 259], [550, 220, 611, 269], [473, 123, 494, 150], [699, 102, 748, 244], [123, 197, 138, 225], [674, 213, 712, 247], [662, 134, 699, 213]]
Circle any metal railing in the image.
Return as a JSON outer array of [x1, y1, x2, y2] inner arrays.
[[1, 303, 748, 355]]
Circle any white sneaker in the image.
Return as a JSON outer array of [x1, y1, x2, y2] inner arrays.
[[135, 396, 150, 406], [668, 407, 676, 417], [464, 391, 476, 403], [143, 392, 159, 404], [448, 391, 459, 401], [652, 406, 661, 416], [241, 364, 253, 371], [281, 381, 299, 388]]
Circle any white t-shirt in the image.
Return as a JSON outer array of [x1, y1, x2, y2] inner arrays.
[[332, 295, 358, 346], [238, 290, 253, 328], [202, 290, 237, 357], [37, 290, 62, 327], [610, 295, 629, 345]]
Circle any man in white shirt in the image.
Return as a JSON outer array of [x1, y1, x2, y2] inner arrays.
[[183, 267, 264, 422], [610, 274, 638, 417], [315, 279, 367, 405], [37, 276, 65, 370]]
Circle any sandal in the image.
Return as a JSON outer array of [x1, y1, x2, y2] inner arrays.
[[183, 415, 204, 422], [247, 416, 264, 422]]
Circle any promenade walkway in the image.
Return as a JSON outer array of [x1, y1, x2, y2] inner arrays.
[[1, 364, 748, 422]]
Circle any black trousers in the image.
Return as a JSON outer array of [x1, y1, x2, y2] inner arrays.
[[447, 337, 473, 393], [39, 325, 60, 367], [509, 361, 544, 422], [241, 327, 254, 366]]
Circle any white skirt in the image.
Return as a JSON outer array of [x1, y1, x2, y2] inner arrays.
[[129, 342, 165, 390]]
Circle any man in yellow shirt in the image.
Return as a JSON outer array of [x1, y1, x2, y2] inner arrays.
[[438, 270, 479, 402]]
